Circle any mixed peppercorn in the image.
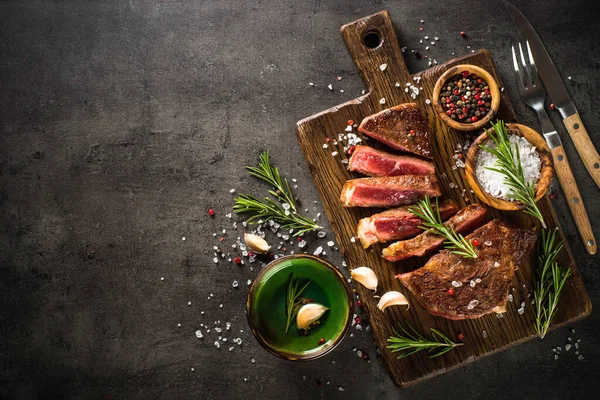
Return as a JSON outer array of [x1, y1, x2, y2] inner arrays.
[[440, 71, 492, 123]]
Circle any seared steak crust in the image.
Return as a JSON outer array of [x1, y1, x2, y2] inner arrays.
[[358, 103, 433, 159], [397, 219, 537, 320], [357, 199, 458, 248], [348, 145, 435, 177], [340, 175, 441, 208]]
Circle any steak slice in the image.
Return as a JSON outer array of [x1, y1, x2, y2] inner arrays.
[[348, 145, 435, 177], [396, 220, 537, 320], [340, 175, 441, 208], [357, 199, 458, 248], [382, 204, 487, 262], [358, 103, 433, 159]]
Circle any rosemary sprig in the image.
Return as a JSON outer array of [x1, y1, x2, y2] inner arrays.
[[387, 321, 462, 359], [409, 196, 478, 258], [245, 150, 297, 211], [233, 151, 322, 236], [533, 229, 571, 338], [285, 273, 311, 333], [481, 120, 546, 228]]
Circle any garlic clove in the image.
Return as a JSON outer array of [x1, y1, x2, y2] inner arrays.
[[350, 267, 378, 291], [296, 303, 329, 330], [244, 233, 270, 254], [377, 291, 409, 311]]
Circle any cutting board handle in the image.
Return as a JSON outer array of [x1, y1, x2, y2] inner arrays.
[[340, 10, 412, 98]]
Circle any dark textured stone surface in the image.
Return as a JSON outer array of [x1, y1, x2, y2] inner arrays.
[[1, 0, 599, 398]]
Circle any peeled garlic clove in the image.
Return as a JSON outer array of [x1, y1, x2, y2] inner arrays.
[[244, 233, 270, 254], [350, 267, 378, 291], [296, 303, 329, 330], [377, 291, 409, 311]]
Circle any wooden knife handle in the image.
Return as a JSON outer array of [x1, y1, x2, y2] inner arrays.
[[563, 112, 600, 189], [551, 145, 597, 254]]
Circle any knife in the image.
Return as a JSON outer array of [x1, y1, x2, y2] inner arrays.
[[504, 0, 600, 190]]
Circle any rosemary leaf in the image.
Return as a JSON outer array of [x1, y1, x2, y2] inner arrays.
[[387, 322, 462, 359], [533, 228, 571, 338], [284, 274, 311, 333], [409, 196, 478, 259], [481, 120, 546, 228], [234, 151, 322, 236]]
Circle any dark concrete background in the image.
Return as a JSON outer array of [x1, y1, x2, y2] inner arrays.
[[1, 0, 599, 398]]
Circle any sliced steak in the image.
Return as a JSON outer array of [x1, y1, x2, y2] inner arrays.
[[358, 103, 433, 159], [340, 175, 441, 208], [357, 199, 458, 248], [348, 145, 435, 177], [382, 204, 487, 262], [396, 220, 537, 320]]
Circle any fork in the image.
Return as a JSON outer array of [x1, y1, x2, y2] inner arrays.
[[512, 41, 596, 254]]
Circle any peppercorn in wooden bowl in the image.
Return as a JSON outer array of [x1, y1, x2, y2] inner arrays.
[[432, 64, 501, 131], [464, 123, 554, 211]]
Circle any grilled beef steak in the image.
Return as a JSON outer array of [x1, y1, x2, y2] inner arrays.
[[358, 103, 433, 159], [397, 219, 537, 320], [382, 204, 487, 262], [357, 199, 458, 248], [340, 175, 441, 208], [348, 145, 435, 177]]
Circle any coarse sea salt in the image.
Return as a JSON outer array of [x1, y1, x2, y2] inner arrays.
[[476, 135, 541, 200]]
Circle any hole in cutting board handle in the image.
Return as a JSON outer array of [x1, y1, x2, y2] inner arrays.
[[363, 30, 382, 49]]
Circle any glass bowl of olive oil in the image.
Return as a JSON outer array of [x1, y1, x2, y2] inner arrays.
[[246, 254, 353, 361]]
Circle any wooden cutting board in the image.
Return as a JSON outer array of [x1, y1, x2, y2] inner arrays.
[[296, 10, 591, 387]]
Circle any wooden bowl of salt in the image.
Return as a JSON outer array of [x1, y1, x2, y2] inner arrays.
[[465, 123, 554, 211]]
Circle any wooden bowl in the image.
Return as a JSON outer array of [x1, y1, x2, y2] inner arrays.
[[432, 64, 501, 132], [465, 123, 554, 211]]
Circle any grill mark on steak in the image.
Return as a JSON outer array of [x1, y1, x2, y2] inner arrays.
[[382, 204, 487, 262], [357, 199, 458, 248], [340, 175, 441, 208], [358, 103, 433, 159], [396, 219, 537, 320], [348, 145, 435, 177]]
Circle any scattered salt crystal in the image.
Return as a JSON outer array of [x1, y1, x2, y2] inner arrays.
[[425, 99, 431, 105], [298, 240, 307, 248], [160, 277, 164, 281], [482, 330, 488, 338], [195, 330, 203, 339], [188, 301, 192, 306], [251, 358, 256, 363], [452, 280, 462, 287], [327, 241, 335, 247], [379, 98, 386, 104], [309, 82, 314, 86], [517, 307, 525, 315], [467, 299, 479, 309], [214, 341, 220, 349], [338, 387, 345, 392], [318, 231, 326, 238], [565, 344, 572, 351], [379, 63, 387, 71], [475, 278, 482, 283], [328, 84, 333, 91], [395, 82, 400, 87], [322, 144, 328, 149], [493, 261, 500, 268], [331, 151, 338, 157], [470, 280, 476, 287], [484, 241, 492, 246], [313, 246, 323, 256], [345, 125, 353, 132], [578, 355, 584, 360], [232, 281, 239, 288], [508, 294, 513, 302], [229, 188, 235, 193], [350, 237, 356, 243], [355, 324, 363, 330]]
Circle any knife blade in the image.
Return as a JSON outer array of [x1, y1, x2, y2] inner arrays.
[[504, 0, 600, 189], [503, 0, 574, 117]]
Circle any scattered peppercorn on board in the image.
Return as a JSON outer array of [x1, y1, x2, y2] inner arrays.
[[296, 10, 591, 387]]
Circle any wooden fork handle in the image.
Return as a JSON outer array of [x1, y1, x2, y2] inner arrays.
[[563, 112, 600, 189], [551, 145, 597, 254]]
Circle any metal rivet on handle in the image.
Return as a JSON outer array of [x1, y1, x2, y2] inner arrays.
[[557, 154, 564, 161], [572, 197, 579, 204], [588, 240, 595, 247], [574, 123, 580, 129]]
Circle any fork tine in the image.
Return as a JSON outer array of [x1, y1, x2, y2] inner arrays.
[[517, 42, 532, 86], [512, 45, 526, 90], [525, 40, 538, 85]]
